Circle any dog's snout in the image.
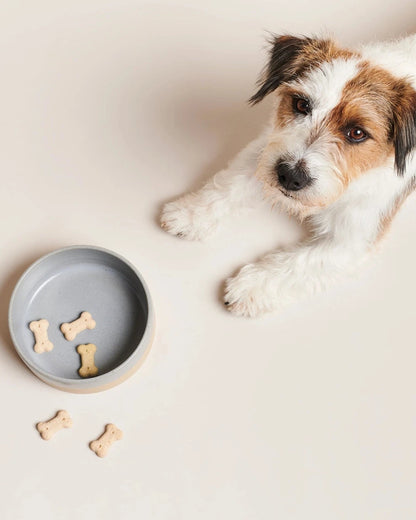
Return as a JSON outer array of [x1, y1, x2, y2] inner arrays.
[[276, 160, 312, 192]]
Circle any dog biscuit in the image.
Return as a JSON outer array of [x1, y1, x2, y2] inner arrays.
[[61, 311, 96, 341], [29, 319, 54, 353], [36, 410, 73, 440], [90, 424, 123, 458], [77, 343, 98, 377]]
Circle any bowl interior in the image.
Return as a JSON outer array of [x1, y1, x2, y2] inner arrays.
[[9, 248, 149, 381]]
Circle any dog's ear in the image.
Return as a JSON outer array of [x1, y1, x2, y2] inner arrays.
[[392, 87, 416, 175], [249, 35, 312, 105]]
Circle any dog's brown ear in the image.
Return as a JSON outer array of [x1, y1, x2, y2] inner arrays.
[[249, 35, 312, 105], [392, 87, 416, 175]]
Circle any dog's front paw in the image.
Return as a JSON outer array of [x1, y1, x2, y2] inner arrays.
[[224, 264, 277, 318], [160, 194, 220, 241]]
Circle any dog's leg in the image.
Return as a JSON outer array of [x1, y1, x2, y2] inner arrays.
[[224, 236, 368, 317], [224, 170, 409, 317], [160, 131, 268, 240]]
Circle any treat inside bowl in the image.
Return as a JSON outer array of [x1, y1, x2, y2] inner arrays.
[[8, 246, 154, 393]]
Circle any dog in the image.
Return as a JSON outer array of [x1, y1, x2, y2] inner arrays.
[[160, 33, 416, 318]]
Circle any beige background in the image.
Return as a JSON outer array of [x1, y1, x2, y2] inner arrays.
[[1, 1, 416, 519]]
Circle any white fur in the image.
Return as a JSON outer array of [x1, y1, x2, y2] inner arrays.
[[160, 35, 416, 317]]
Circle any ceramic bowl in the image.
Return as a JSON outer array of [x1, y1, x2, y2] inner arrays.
[[8, 246, 154, 393]]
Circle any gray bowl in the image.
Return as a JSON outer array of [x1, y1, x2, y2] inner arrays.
[[8, 246, 155, 393]]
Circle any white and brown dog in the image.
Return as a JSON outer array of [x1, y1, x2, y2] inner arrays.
[[161, 34, 416, 317]]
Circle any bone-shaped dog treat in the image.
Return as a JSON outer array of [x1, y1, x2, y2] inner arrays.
[[60, 311, 96, 341], [36, 410, 73, 440], [90, 424, 123, 458], [77, 343, 98, 377], [29, 319, 54, 353]]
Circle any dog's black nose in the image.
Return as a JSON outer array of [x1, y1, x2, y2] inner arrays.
[[276, 160, 311, 191]]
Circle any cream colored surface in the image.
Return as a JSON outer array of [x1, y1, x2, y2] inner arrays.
[[0, 1, 415, 519]]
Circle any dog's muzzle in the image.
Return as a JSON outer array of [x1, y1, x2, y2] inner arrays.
[[275, 159, 312, 192]]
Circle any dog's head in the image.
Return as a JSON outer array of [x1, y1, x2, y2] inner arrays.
[[250, 35, 416, 215]]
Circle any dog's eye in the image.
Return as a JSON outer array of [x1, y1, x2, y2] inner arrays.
[[293, 97, 311, 115], [346, 127, 368, 143]]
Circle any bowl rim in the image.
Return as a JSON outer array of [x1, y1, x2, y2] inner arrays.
[[8, 244, 155, 388]]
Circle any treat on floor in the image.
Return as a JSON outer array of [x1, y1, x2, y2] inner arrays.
[[61, 311, 96, 341], [90, 424, 123, 458], [29, 319, 54, 353], [36, 410, 73, 440], [77, 343, 98, 377]]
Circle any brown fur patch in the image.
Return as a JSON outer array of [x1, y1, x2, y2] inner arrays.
[[291, 38, 357, 76], [325, 62, 416, 184]]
